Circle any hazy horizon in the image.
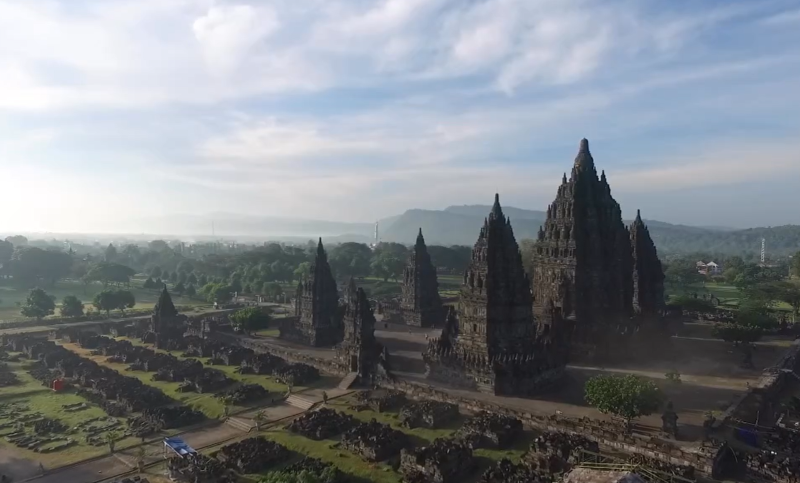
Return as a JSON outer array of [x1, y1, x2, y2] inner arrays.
[[2, 0, 800, 234]]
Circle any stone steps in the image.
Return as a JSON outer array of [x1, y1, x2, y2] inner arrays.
[[286, 395, 316, 411], [226, 417, 254, 433], [338, 372, 359, 390]]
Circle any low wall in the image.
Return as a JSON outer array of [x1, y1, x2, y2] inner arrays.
[[381, 378, 720, 475]]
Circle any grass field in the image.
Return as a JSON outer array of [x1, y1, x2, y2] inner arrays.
[[0, 279, 210, 323], [669, 282, 796, 312], [0, 359, 141, 467]]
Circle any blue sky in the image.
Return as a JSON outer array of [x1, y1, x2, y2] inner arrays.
[[1, 0, 799, 233]]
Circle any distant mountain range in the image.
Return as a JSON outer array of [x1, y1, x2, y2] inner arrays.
[[22, 207, 797, 257]]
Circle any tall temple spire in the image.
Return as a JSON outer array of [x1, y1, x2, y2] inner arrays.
[[490, 193, 503, 219], [154, 285, 178, 318], [574, 138, 595, 171], [635, 209, 643, 224], [400, 227, 443, 327], [416, 228, 425, 246], [317, 237, 325, 256]]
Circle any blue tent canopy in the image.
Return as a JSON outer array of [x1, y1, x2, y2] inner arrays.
[[164, 437, 196, 457]]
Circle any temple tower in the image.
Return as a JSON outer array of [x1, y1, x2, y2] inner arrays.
[[630, 210, 665, 318], [148, 285, 183, 349], [336, 278, 379, 381], [400, 228, 444, 327], [531, 139, 633, 359], [424, 195, 566, 395], [284, 238, 342, 347]]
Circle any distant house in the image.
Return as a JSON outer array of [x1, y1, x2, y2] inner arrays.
[[697, 261, 721, 276]]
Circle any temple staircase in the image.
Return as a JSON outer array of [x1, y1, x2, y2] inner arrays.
[[286, 394, 316, 411], [339, 372, 359, 390], [226, 417, 254, 433]]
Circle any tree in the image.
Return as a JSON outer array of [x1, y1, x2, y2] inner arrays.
[[5, 235, 27, 246], [185, 284, 197, 297], [792, 251, 800, 279], [230, 277, 243, 295], [259, 468, 339, 483], [328, 242, 372, 279], [148, 240, 170, 252], [230, 307, 271, 334], [60, 295, 84, 318], [667, 294, 714, 312], [293, 262, 311, 281], [168, 271, 178, 283], [187, 273, 198, 285], [104, 244, 118, 262], [150, 266, 163, 278], [0, 239, 13, 265], [174, 281, 186, 296], [85, 262, 136, 287], [7, 247, 73, 287], [584, 374, 663, 431], [207, 284, 233, 304], [370, 252, 405, 282], [93, 290, 136, 317], [663, 259, 703, 293], [21, 288, 56, 320], [198, 274, 208, 286], [143, 277, 156, 289]]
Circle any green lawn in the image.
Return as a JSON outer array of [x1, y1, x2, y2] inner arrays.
[[0, 359, 140, 467], [0, 279, 210, 324]]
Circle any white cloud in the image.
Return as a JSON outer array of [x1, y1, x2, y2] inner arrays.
[[193, 5, 280, 77]]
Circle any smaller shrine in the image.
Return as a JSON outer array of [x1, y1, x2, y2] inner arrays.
[[335, 278, 381, 383], [399, 229, 444, 327], [143, 286, 186, 350]]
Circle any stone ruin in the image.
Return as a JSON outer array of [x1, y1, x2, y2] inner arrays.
[[167, 453, 236, 483], [455, 411, 523, 449], [127, 407, 205, 434], [400, 437, 476, 483], [399, 400, 459, 429], [335, 278, 383, 384], [215, 436, 290, 474], [210, 345, 253, 366], [283, 238, 343, 347], [273, 362, 320, 386], [240, 353, 287, 375], [288, 408, 356, 440], [352, 389, 407, 413], [0, 362, 19, 387], [341, 419, 410, 462], [215, 384, 269, 405], [424, 195, 568, 396], [399, 228, 444, 328], [522, 431, 599, 477], [481, 458, 548, 483]]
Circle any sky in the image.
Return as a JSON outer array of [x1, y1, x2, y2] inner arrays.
[[1, 0, 800, 234]]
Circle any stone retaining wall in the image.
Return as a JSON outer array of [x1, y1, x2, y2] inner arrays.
[[716, 339, 800, 427], [381, 378, 720, 475]]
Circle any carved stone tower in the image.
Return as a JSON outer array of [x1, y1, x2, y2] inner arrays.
[[148, 285, 183, 349], [630, 210, 665, 318], [400, 228, 444, 327], [424, 195, 566, 395], [336, 278, 379, 381], [283, 238, 342, 347], [531, 139, 633, 359]]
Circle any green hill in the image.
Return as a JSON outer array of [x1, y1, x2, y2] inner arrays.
[[380, 206, 800, 256]]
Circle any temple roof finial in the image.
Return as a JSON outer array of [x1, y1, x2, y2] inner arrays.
[[416, 227, 425, 246], [574, 138, 595, 171], [491, 193, 503, 218]]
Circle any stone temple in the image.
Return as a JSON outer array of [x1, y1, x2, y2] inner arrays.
[[144, 285, 184, 350], [424, 195, 569, 396], [399, 228, 444, 327], [335, 278, 380, 383], [630, 210, 665, 319], [282, 238, 343, 347], [531, 138, 665, 360]]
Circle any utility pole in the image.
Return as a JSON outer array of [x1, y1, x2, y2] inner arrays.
[[760, 238, 766, 266]]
